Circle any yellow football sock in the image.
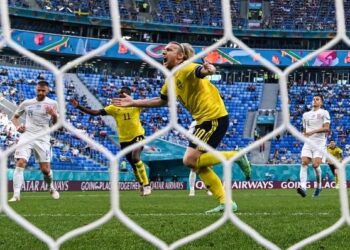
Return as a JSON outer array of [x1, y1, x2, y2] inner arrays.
[[135, 161, 149, 186], [196, 151, 238, 169], [132, 168, 143, 185], [335, 175, 339, 185], [197, 166, 225, 204]]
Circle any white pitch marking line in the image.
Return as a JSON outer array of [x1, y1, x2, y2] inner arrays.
[[0, 212, 332, 217]]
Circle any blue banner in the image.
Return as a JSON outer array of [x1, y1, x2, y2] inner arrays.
[[9, 30, 350, 67]]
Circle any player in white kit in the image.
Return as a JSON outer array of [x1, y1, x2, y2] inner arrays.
[[297, 95, 330, 198], [9, 81, 60, 202]]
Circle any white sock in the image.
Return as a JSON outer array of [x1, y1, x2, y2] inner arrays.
[[189, 170, 196, 192], [314, 167, 322, 189], [43, 169, 54, 190], [13, 167, 24, 198], [300, 165, 308, 190]]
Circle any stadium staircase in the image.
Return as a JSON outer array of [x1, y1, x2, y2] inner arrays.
[[0, 97, 26, 129], [240, 0, 248, 17], [249, 83, 279, 163], [132, 0, 152, 22], [260, 83, 279, 110], [243, 111, 255, 138], [262, 0, 271, 19], [148, 0, 159, 18], [275, 111, 283, 134], [0, 97, 17, 119], [64, 73, 116, 131]]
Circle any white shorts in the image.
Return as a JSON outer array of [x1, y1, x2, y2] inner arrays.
[[301, 142, 326, 160], [15, 137, 51, 163], [188, 121, 197, 134]]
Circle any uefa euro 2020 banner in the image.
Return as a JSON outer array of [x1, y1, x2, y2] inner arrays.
[[9, 30, 350, 67]]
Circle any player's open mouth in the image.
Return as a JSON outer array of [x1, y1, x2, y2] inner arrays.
[[163, 58, 167, 64]]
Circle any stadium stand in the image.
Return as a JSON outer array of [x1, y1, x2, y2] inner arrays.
[[8, 0, 341, 30], [36, 0, 110, 17], [344, 0, 350, 29], [269, 0, 336, 31], [8, 0, 28, 8], [151, 0, 227, 27]]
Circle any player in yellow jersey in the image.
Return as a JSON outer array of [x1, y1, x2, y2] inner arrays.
[[326, 139, 342, 189], [112, 42, 251, 213], [70, 87, 151, 196]]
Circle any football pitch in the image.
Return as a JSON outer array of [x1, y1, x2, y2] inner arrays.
[[1, 189, 349, 249]]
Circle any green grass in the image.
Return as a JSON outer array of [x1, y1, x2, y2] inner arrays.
[[1, 189, 349, 249]]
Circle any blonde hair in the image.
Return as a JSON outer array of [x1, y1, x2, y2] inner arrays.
[[181, 43, 195, 60], [169, 41, 195, 61]]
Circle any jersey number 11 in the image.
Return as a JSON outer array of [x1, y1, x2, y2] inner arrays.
[[123, 113, 131, 120]]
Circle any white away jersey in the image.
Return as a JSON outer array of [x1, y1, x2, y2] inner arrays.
[[302, 108, 330, 141], [15, 97, 58, 139]]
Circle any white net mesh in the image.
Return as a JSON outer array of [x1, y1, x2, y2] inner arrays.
[[0, 0, 349, 249]]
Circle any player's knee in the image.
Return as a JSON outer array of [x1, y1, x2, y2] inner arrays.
[[16, 159, 27, 168], [131, 155, 140, 163], [131, 150, 141, 163], [301, 160, 308, 166], [182, 157, 190, 166], [312, 163, 320, 169], [40, 163, 50, 175], [183, 156, 196, 168]]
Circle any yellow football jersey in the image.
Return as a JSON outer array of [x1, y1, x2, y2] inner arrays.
[[327, 146, 343, 161], [160, 63, 227, 124], [104, 105, 144, 142]]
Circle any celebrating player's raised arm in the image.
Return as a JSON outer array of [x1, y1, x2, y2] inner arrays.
[[71, 99, 104, 116], [197, 61, 216, 78], [112, 93, 167, 108]]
